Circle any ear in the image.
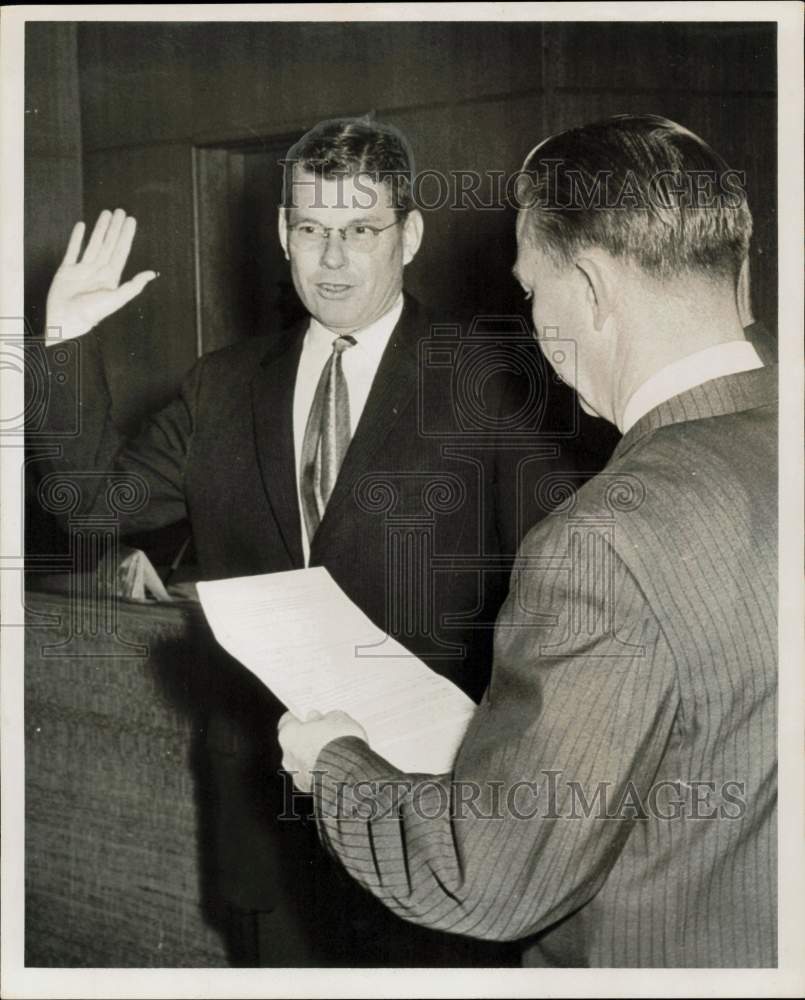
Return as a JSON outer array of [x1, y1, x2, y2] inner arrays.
[[278, 207, 290, 261], [736, 256, 754, 328], [401, 209, 424, 266], [575, 251, 616, 333]]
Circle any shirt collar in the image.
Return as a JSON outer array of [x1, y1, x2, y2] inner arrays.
[[307, 293, 404, 364], [621, 340, 764, 434]]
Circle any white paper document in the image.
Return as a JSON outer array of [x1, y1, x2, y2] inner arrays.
[[197, 567, 476, 774]]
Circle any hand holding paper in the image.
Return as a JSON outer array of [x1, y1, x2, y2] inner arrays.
[[197, 567, 476, 774], [278, 709, 368, 792]]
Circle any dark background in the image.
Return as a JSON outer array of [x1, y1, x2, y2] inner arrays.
[[26, 20, 777, 434]]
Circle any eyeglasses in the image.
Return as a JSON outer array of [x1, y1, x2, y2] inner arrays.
[[287, 219, 401, 253]]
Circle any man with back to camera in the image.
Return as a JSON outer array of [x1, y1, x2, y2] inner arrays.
[[38, 117, 577, 965], [278, 114, 778, 968]]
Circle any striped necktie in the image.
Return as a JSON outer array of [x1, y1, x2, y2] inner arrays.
[[300, 334, 357, 544]]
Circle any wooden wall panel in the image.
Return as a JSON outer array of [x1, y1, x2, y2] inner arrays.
[[547, 21, 775, 95], [25, 23, 83, 337], [77, 22, 549, 150], [194, 147, 244, 355], [81, 145, 198, 432], [392, 99, 539, 319], [25, 24, 85, 558], [194, 140, 303, 355], [66, 20, 778, 421], [394, 83, 776, 331]]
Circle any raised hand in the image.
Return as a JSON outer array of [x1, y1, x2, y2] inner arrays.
[[45, 209, 158, 345]]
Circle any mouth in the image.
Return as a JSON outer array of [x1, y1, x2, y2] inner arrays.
[[316, 282, 354, 298]]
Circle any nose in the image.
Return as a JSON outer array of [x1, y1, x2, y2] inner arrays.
[[320, 230, 347, 270]]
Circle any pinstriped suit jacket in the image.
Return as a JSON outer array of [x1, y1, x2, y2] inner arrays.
[[314, 365, 778, 967]]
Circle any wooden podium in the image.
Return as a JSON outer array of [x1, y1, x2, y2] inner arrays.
[[24, 584, 230, 967]]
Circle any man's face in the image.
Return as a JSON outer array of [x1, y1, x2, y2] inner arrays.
[[279, 169, 422, 333], [514, 215, 602, 417]]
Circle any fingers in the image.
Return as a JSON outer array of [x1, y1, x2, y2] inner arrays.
[[82, 210, 113, 264], [142, 561, 171, 603], [278, 709, 322, 732], [80, 210, 139, 279], [96, 208, 128, 269], [277, 712, 305, 781], [61, 221, 85, 268], [277, 710, 301, 735], [107, 215, 139, 284]]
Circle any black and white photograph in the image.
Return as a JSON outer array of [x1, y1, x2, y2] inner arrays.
[[1, 3, 802, 997]]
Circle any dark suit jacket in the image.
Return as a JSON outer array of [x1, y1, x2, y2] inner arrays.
[[315, 365, 778, 968], [38, 293, 578, 961], [41, 294, 572, 694]]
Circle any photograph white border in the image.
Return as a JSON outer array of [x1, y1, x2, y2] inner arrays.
[[2, 4, 802, 997]]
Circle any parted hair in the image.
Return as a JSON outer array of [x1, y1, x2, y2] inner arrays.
[[282, 116, 415, 215], [516, 114, 753, 281]]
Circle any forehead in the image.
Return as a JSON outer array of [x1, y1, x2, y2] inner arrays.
[[288, 167, 395, 218]]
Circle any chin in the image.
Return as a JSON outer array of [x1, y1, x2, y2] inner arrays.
[[316, 305, 366, 331]]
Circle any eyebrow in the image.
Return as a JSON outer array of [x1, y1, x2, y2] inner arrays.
[[289, 214, 387, 226]]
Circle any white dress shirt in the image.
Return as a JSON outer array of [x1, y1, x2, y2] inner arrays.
[[293, 293, 404, 564], [621, 340, 764, 434]]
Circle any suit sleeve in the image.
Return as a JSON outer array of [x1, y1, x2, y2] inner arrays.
[[313, 522, 680, 942], [37, 332, 202, 535]]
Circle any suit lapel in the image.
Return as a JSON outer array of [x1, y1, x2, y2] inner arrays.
[[313, 295, 423, 540], [251, 323, 306, 567]]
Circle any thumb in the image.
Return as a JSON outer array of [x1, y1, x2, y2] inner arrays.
[[109, 270, 159, 312]]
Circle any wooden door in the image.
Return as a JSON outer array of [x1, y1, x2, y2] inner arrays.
[[193, 134, 306, 357]]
